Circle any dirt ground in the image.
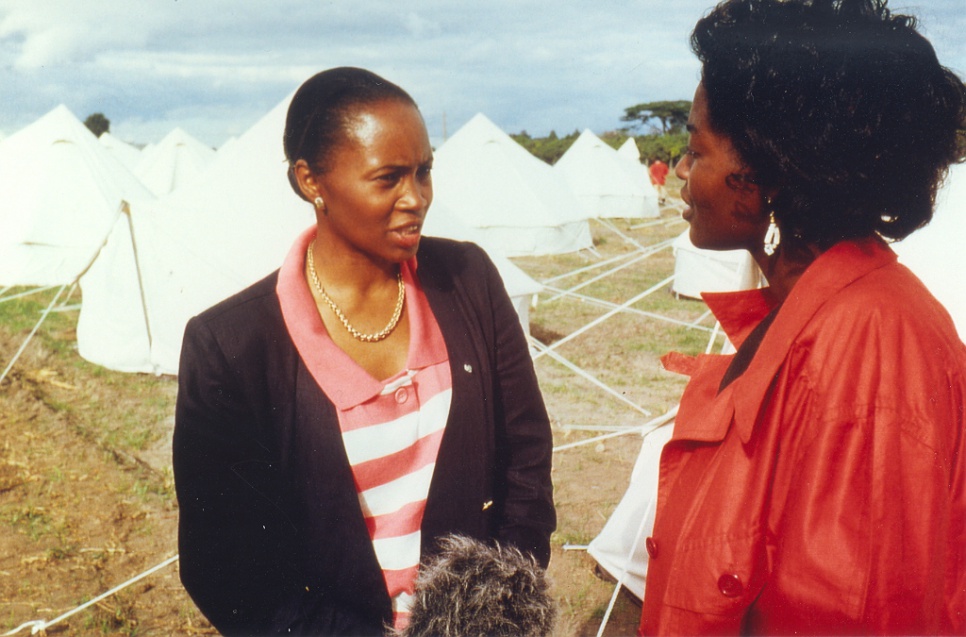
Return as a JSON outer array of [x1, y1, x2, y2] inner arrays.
[[0, 204, 709, 636]]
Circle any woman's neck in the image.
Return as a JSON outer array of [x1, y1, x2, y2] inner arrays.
[[310, 234, 398, 294], [753, 241, 824, 303]]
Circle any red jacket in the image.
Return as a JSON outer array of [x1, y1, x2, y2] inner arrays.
[[649, 160, 669, 186], [640, 238, 966, 635]]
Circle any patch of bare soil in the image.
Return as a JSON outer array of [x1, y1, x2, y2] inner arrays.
[[0, 331, 211, 636]]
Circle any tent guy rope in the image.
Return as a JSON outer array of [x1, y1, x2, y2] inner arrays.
[[2, 555, 179, 636]]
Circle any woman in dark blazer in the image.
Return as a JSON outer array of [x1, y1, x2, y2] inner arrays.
[[173, 67, 555, 636]]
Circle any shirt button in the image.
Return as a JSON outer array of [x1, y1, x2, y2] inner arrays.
[[394, 387, 409, 404], [717, 573, 743, 598], [645, 537, 658, 559]]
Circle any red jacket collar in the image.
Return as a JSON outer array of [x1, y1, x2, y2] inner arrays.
[[669, 237, 898, 444]]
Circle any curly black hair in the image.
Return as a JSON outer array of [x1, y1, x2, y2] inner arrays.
[[283, 67, 417, 198], [691, 0, 966, 248]]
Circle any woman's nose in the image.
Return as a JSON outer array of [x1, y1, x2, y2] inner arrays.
[[400, 177, 431, 211], [675, 155, 690, 180]]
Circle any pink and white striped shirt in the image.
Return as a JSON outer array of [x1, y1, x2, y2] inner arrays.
[[277, 227, 452, 630]]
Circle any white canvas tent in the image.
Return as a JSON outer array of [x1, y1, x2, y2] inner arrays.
[[894, 162, 966, 338], [671, 230, 759, 299], [217, 136, 239, 155], [133, 127, 215, 196], [76, 98, 543, 374], [0, 105, 153, 287], [423, 202, 543, 336], [554, 129, 659, 219], [432, 113, 593, 257], [98, 132, 142, 170], [617, 138, 657, 195], [617, 137, 642, 164], [586, 423, 674, 600]]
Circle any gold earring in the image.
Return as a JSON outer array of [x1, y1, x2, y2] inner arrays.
[[314, 197, 325, 213]]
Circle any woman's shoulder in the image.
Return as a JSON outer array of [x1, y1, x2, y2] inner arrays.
[[418, 236, 493, 273], [188, 270, 283, 332], [419, 235, 487, 258], [799, 258, 965, 372]]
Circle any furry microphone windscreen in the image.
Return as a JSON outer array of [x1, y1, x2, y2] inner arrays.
[[398, 535, 557, 637]]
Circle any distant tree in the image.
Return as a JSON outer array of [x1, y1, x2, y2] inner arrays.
[[511, 129, 579, 165], [637, 131, 689, 165], [600, 130, 630, 151], [84, 113, 110, 138], [621, 100, 691, 135]]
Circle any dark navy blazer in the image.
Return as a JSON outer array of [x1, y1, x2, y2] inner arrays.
[[173, 238, 556, 636]]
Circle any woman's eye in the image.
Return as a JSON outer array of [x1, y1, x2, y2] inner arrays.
[[377, 173, 400, 184], [417, 165, 432, 180]]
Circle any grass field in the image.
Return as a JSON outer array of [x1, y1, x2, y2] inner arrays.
[[0, 188, 722, 636]]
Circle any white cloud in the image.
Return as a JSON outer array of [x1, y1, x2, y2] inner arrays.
[[0, 0, 961, 147]]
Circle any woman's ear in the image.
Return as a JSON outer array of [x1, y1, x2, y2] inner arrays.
[[292, 159, 320, 202]]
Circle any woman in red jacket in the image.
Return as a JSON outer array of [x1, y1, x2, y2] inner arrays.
[[640, 0, 966, 634]]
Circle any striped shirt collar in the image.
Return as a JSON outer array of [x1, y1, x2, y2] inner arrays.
[[276, 226, 448, 409]]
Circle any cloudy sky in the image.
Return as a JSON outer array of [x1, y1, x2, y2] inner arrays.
[[1, 0, 963, 149]]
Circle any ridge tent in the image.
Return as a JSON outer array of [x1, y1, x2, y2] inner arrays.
[[432, 113, 593, 257], [554, 129, 659, 219], [77, 94, 315, 374], [77, 98, 542, 374], [217, 136, 239, 155], [133, 127, 215, 196], [617, 138, 657, 196], [617, 137, 642, 165], [98, 132, 142, 171], [671, 230, 758, 299], [0, 105, 153, 287], [422, 201, 543, 337], [586, 422, 674, 600]]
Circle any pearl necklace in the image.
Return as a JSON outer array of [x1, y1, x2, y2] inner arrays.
[[306, 240, 405, 343]]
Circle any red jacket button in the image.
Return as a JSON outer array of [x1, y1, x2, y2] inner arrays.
[[645, 537, 658, 559], [717, 573, 743, 598]]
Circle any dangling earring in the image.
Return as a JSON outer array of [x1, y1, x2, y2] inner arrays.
[[314, 196, 326, 214], [763, 198, 780, 256]]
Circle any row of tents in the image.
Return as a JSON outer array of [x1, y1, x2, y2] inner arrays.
[[5, 94, 961, 382], [0, 95, 669, 376]]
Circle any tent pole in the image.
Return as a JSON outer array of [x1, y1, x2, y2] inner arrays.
[[594, 217, 648, 252], [531, 338, 653, 417], [122, 203, 154, 357], [533, 275, 675, 361], [542, 285, 713, 333], [541, 250, 637, 286], [0, 285, 59, 305], [595, 492, 656, 637]]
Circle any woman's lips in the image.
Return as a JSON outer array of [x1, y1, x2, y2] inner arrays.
[[391, 223, 422, 249]]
